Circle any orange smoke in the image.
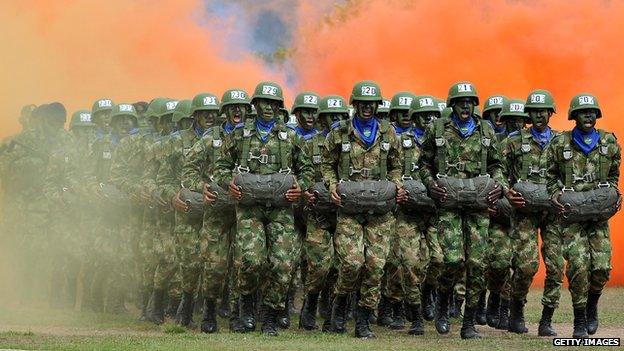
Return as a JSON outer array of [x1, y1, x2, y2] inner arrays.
[[293, 0, 624, 285]]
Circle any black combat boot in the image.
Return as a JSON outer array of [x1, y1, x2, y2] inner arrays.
[[460, 306, 482, 339], [508, 298, 528, 334], [354, 305, 376, 338], [485, 291, 500, 328], [278, 295, 291, 329], [287, 290, 297, 315], [450, 293, 464, 318], [200, 298, 218, 333], [434, 289, 451, 334], [586, 292, 600, 335], [330, 294, 348, 333], [175, 292, 195, 328], [538, 305, 557, 336], [572, 307, 588, 338], [165, 296, 181, 319], [318, 286, 331, 322], [261, 305, 279, 336], [421, 284, 436, 321], [299, 292, 319, 330], [389, 300, 405, 330], [476, 291, 487, 325], [376, 295, 393, 326], [407, 304, 424, 335], [229, 299, 246, 333], [148, 289, 166, 325], [218, 286, 230, 318], [240, 294, 256, 331], [139, 289, 150, 322], [496, 298, 509, 330]]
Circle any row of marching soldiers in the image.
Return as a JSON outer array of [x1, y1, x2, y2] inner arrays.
[[0, 80, 619, 340]]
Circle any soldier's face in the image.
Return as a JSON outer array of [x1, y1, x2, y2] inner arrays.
[[113, 116, 133, 134], [393, 110, 411, 128], [452, 98, 475, 121], [354, 101, 378, 120], [159, 114, 175, 134], [296, 108, 317, 130], [255, 99, 280, 122], [575, 109, 597, 132], [195, 110, 217, 129], [487, 109, 504, 128], [415, 112, 438, 129], [148, 116, 159, 131], [505, 116, 525, 133], [178, 117, 193, 131], [93, 110, 112, 128], [528, 108, 552, 132], [224, 104, 247, 125]]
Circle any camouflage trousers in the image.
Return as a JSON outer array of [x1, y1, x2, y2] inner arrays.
[[199, 206, 236, 299], [334, 211, 394, 310], [423, 218, 443, 287], [235, 205, 298, 310], [302, 210, 336, 295], [175, 212, 203, 295], [505, 213, 544, 301], [436, 209, 489, 310], [541, 220, 610, 309], [152, 212, 180, 298], [486, 220, 512, 299], [384, 211, 430, 306], [139, 208, 159, 293]]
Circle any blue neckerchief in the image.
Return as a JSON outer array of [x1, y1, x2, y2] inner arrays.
[[451, 113, 477, 138], [352, 116, 378, 148], [393, 123, 411, 135], [572, 127, 600, 155], [487, 120, 506, 135], [530, 127, 553, 149], [256, 118, 276, 142], [295, 126, 318, 140], [223, 122, 235, 135], [111, 132, 121, 145], [413, 127, 425, 145], [129, 128, 139, 136], [193, 123, 205, 137], [321, 129, 329, 137]]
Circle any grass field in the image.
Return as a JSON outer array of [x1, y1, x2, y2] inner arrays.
[[0, 288, 622, 351]]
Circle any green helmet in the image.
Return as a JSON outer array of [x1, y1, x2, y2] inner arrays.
[[483, 95, 507, 115], [377, 98, 391, 114], [219, 89, 250, 114], [435, 98, 447, 112], [91, 98, 114, 115], [474, 106, 482, 118], [70, 109, 95, 129], [524, 89, 556, 113], [146, 97, 169, 119], [157, 99, 179, 118], [499, 99, 529, 120], [173, 100, 192, 123], [111, 103, 138, 121], [251, 81, 284, 107], [441, 107, 453, 119], [409, 95, 439, 117], [190, 93, 220, 115], [319, 95, 349, 115], [389, 92, 416, 113], [568, 93, 602, 120], [349, 80, 383, 104], [291, 91, 320, 113], [446, 81, 479, 106], [280, 108, 291, 123]]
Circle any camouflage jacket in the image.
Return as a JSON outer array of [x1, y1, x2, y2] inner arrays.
[[419, 116, 507, 189], [42, 129, 84, 212], [156, 128, 201, 201], [321, 118, 403, 192], [299, 130, 326, 183], [109, 130, 150, 198], [501, 128, 560, 185], [88, 131, 124, 185], [398, 128, 425, 180], [546, 129, 621, 197], [214, 119, 314, 191], [182, 124, 234, 194], [0, 129, 48, 201]]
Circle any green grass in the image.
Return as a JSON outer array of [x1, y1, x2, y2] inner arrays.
[[0, 288, 622, 351]]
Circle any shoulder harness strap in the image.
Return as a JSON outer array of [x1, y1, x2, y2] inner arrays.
[[479, 121, 491, 176], [434, 118, 446, 177], [339, 120, 351, 180], [378, 120, 390, 180], [562, 132, 574, 188]]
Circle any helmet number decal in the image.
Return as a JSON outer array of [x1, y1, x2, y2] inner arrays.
[[578, 96, 595, 105], [437, 102, 447, 111], [230, 91, 246, 100], [166, 101, 179, 110], [488, 96, 504, 106], [361, 86, 377, 96], [303, 95, 318, 104], [381, 100, 391, 108], [203, 96, 217, 105], [327, 99, 343, 108], [119, 104, 134, 112], [419, 97, 434, 107], [457, 83, 473, 92], [98, 99, 112, 108], [509, 103, 525, 112], [262, 85, 278, 96], [79, 113, 91, 122], [530, 94, 546, 104], [398, 96, 413, 106]]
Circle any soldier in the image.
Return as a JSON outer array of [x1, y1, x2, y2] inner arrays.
[[546, 93, 620, 337], [377, 98, 391, 121], [420, 81, 506, 339], [321, 80, 405, 338], [214, 81, 313, 336]]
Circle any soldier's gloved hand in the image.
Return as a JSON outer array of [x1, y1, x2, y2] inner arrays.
[[330, 187, 342, 206], [488, 207, 498, 217], [172, 191, 189, 213], [396, 186, 408, 204], [551, 192, 566, 215], [429, 181, 447, 201], [229, 179, 242, 200], [153, 192, 168, 207], [203, 183, 217, 204], [505, 188, 526, 209], [139, 188, 152, 203], [487, 184, 503, 205], [304, 190, 316, 204], [285, 183, 302, 202]]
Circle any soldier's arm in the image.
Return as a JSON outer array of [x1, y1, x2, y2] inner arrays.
[[141, 143, 161, 196], [181, 136, 209, 193], [156, 139, 180, 201], [545, 137, 562, 197], [293, 136, 313, 190], [418, 125, 436, 186], [607, 133, 621, 189], [387, 129, 404, 187], [320, 129, 340, 192], [487, 129, 509, 190], [213, 132, 237, 188], [109, 137, 138, 195]]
